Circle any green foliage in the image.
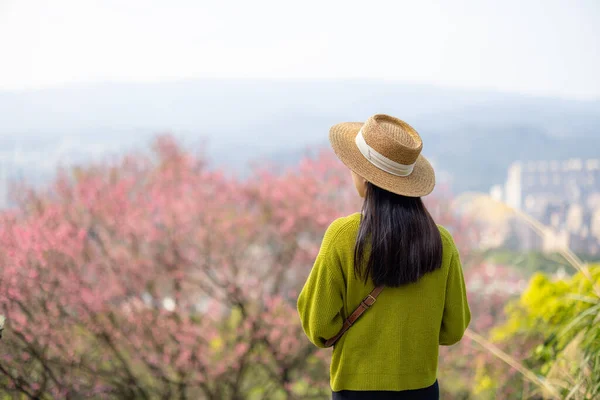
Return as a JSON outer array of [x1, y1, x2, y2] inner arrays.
[[493, 265, 600, 399]]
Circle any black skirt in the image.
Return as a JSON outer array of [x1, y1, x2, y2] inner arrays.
[[332, 380, 439, 400]]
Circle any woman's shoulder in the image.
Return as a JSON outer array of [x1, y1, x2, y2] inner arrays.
[[322, 213, 361, 245], [436, 225, 460, 264], [436, 225, 458, 249], [328, 212, 361, 230]]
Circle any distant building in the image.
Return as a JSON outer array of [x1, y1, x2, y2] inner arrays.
[[492, 158, 600, 256]]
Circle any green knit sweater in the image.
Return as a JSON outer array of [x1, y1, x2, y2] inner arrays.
[[297, 213, 471, 392]]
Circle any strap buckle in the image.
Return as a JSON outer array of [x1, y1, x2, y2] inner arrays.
[[362, 294, 377, 308]]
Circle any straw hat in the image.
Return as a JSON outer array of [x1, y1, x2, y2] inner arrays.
[[329, 114, 435, 197]]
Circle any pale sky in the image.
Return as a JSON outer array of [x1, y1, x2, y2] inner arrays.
[[0, 0, 598, 99]]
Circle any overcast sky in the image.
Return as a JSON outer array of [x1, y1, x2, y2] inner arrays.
[[0, 0, 598, 99]]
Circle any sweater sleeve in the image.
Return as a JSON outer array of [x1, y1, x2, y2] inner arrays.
[[297, 220, 347, 348], [439, 244, 471, 346]]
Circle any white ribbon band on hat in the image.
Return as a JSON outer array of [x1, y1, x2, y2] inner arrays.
[[355, 129, 415, 177]]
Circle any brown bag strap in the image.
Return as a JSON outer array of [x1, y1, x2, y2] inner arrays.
[[324, 285, 385, 348]]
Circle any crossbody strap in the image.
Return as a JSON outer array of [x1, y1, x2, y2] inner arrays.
[[324, 285, 385, 348]]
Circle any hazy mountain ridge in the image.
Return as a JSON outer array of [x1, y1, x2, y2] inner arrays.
[[1, 80, 598, 193]]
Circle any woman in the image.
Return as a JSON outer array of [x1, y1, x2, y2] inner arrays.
[[297, 114, 471, 399]]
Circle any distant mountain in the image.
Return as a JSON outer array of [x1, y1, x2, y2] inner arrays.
[[1, 80, 598, 193]]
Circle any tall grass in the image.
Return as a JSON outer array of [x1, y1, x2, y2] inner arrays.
[[457, 193, 600, 399]]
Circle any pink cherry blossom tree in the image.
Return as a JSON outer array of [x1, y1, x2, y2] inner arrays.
[[0, 137, 362, 399]]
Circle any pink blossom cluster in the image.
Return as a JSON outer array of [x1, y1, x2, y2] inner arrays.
[[0, 137, 360, 398]]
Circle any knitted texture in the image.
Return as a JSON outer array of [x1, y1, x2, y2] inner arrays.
[[297, 213, 471, 391]]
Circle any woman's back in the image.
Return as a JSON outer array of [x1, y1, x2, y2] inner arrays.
[[297, 114, 471, 398], [297, 213, 470, 392]]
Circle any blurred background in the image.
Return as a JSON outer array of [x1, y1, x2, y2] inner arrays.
[[0, 1, 599, 399]]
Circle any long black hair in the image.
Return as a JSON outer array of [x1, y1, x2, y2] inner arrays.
[[354, 182, 443, 287]]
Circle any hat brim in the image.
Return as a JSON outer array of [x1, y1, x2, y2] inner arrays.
[[329, 122, 435, 197]]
